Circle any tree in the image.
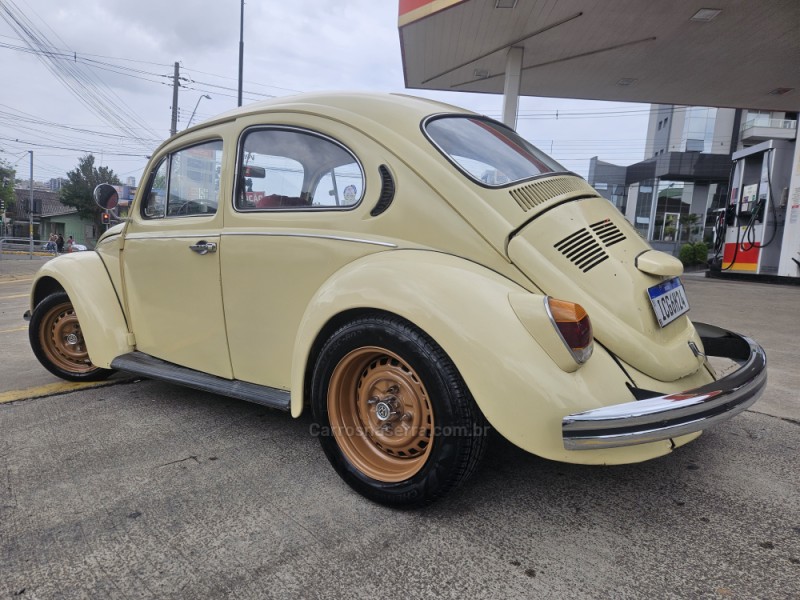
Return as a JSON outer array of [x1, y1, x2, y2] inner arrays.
[[682, 213, 702, 243], [0, 159, 15, 216], [60, 154, 121, 222]]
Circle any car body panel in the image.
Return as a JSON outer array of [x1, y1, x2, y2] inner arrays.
[[289, 250, 715, 464], [118, 126, 233, 378], [508, 196, 705, 382], [29, 252, 132, 368]]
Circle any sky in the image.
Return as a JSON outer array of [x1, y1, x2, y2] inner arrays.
[[0, 0, 652, 186]]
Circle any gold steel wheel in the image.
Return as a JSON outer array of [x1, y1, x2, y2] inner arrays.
[[38, 300, 96, 374], [327, 347, 434, 483]]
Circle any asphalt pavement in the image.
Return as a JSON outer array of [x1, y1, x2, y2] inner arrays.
[[1, 259, 798, 599]]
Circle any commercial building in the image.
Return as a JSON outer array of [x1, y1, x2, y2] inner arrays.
[[588, 106, 797, 255]]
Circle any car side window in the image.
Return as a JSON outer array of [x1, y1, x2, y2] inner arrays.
[[143, 140, 223, 219], [236, 128, 363, 210]]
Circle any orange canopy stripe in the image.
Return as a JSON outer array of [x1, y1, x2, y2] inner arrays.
[[398, 0, 467, 26]]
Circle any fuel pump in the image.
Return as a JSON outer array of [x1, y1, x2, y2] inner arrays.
[[720, 140, 793, 274]]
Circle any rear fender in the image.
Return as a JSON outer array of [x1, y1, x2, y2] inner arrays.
[[290, 250, 703, 464], [29, 252, 132, 368]]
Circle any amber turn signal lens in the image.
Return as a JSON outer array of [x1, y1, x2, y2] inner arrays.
[[546, 298, 593, 363]]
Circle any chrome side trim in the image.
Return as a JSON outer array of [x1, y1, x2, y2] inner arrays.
[[562, 322, 767, 450], [222, 231, 398, 248], [124, 233, 221, 240]]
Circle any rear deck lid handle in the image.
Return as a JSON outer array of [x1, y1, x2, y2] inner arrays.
[[635, 249, 683, 277]]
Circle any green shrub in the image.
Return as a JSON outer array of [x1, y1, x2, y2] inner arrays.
[[678, 242, 709, 267], [693, 241, 709, 265], [679, 243, 695, 266]]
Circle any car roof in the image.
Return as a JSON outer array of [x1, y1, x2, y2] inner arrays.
[[177, 91, 474, 139]]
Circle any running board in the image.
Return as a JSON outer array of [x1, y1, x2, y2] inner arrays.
[[111, 352, 291, 412]]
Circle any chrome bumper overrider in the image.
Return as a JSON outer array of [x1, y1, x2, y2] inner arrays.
[[562, 323, 767, 450]]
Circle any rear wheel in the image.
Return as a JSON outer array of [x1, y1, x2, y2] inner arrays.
[[29, 292, 114, 382], [311, 314, 488, 507]]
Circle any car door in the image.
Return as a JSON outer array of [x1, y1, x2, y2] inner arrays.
[[221, 122, 382, 389], [122, 138, 233, 379]]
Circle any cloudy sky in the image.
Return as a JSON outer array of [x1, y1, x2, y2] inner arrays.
[[0, 0, 651, 185]]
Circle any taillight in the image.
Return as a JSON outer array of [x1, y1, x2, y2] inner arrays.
[[545, 297, 593, 364]]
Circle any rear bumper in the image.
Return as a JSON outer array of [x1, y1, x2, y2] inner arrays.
[[562, 322, 767, 450]]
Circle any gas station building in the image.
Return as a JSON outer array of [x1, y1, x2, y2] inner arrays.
[[397, 0, 800, 278]]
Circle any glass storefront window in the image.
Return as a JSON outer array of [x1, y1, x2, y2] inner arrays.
[[680, 107, 717, 153], [651, 181, 693, 242]]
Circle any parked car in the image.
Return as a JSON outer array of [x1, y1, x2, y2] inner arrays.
[[24, 93, 766, 506]]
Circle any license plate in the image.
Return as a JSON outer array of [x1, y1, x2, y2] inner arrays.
[[647, 277, 690, 328]]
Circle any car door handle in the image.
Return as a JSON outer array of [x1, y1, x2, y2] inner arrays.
[[189, 241, 217, 255]]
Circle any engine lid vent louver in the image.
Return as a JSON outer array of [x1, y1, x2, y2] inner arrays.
[[555, 229, 609, 272], [554, 219, 627, 273], [590, 218, 626, 247], [510, 176, 596, 212]]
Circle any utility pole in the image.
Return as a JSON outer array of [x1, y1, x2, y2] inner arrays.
[[170, 61, 180, 137], [238, 0, 244, 107], [28, 150, 33, 259]]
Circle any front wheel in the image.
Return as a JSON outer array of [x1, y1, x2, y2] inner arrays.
[[311, 314, 488, 507], [29, 292, 114, 382]]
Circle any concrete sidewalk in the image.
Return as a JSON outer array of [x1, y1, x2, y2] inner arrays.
[[0, 255, 52, 279]]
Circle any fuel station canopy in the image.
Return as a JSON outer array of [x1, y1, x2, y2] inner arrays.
[[398, 0, 799, 113]]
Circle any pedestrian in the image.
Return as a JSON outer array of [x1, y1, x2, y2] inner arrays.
[[66, 235, 74, 253], [56, 234, 64, 254], [46, 233, 57, 255]]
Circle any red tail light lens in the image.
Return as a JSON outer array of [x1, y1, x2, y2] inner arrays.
[[546, 298, 593, 363]]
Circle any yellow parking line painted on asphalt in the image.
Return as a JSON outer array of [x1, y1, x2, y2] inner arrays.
[[0, 326, 26, 334], [0, 293, 29, 300], [0, 278, 34, 284], [0, 379, 127, 404]]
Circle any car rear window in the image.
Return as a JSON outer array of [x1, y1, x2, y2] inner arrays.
[[424, 116, 565, 187]]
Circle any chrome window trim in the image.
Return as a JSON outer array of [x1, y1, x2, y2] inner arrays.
[[222, 231, 397, 248], [233, 125, 366, 214]]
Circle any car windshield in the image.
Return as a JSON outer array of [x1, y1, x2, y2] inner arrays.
[[424, 116, 565, 187]]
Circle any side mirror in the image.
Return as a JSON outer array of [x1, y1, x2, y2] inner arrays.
[[93, 183, 119, 210]]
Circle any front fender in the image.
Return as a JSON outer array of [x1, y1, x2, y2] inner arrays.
[[29, 252, 132, 369], [290, 250, 708, 464]]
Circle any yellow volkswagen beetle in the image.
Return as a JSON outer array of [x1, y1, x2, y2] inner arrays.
[[25, 93, 766, 506]]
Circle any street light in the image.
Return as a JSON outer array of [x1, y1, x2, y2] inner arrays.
[[187, 94, 211, 129], [238, 0, 244, 107]]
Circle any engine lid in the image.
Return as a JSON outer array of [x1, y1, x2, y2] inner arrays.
[[507, 195, 704, 382]]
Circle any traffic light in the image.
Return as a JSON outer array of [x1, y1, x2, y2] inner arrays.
[[101, 211, 110, 225]]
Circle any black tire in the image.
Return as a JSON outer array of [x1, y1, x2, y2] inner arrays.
[[29, 291, 115, 382], [311, 313, 488, 507]]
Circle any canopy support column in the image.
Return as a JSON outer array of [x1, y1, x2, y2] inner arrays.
[[502, 46, 524, 129]]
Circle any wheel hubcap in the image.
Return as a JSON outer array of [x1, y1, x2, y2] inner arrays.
[[328, 347, 434, 483]]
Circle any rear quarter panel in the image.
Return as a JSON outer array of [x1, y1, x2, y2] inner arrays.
[[291, 250, 712, 464]]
